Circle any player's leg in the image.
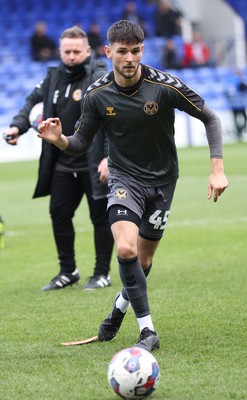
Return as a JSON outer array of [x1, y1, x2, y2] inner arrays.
[[116, 237, 159, 324], [41, 171, 83, 291], [98, 180, 177, 349], [98, 218, 140, 341], [99, 217, 159, 350], [83, 195, 114, 290]]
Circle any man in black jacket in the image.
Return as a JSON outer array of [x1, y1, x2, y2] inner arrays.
[[5, 26, 114, 291]]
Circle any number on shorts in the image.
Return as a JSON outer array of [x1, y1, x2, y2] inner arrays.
[[149, 210, 170, 230]]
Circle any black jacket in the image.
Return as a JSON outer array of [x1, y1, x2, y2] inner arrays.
[[10, 58, 109, 199]]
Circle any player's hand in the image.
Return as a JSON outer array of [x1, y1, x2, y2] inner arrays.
[[38, 118, 68, 150], [38, 118, 62, 143], [208, 172, 229, 202], [98, 157, 109, 183]]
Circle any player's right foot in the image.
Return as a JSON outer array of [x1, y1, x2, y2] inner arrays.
[[135, 327, 160, 352], [41, 268, 80, 291], [98, 292, 126, 341], [83, 275, 111, 290]]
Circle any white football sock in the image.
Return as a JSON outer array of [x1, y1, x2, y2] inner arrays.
[[137, 315, 155, 332], [116, 293, 130, 313]]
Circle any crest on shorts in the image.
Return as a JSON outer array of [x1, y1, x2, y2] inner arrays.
[[143, 101, 158, 115], [114, 188, 128, 200], [72, 89, 83, 101]]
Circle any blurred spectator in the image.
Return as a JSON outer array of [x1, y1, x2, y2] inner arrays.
[[227, 69, 247, 141], [30, 21, 58, 61], [183, 31, 211, 68], [154, 0, 182, 38], [121, 1, 148, 36], [87, 22, 105, 58], [162, 38, 182, 70]]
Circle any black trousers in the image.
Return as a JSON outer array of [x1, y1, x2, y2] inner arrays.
[[49, 170, 114, 276], [233, 109, 247, 140]]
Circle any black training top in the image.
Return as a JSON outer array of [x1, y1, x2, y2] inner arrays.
[[66, 64, 223, 187]]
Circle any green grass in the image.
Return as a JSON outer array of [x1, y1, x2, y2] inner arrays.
[[0, 143, 246, 400]]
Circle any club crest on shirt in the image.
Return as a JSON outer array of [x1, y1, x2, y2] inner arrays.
[[143, 101, 158, 115], [72, 89, 83, 101], [114, 188, 128, 200]]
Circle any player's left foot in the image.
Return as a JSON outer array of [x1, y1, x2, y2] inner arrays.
[[98, 292, 126, 341], [135, 327, 160, 352]]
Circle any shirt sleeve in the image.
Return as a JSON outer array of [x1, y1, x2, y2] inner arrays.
[[195, 102, 223, 159], [169, 82, 223, 159]]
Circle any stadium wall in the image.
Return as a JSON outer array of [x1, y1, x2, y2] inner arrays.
[[177, 0, 247, 68]]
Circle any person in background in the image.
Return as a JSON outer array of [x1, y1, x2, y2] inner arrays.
[[37, 20, 229, 352], [121, 1, 148, 36], [87, 22, 105, 59], [5, 26, 114, 291], [30, 21, 58, 62], [154, 0, 182, 38], [227, 69, 247, 141], [162, 37, 182, 70], [183, 31, 211, 68]]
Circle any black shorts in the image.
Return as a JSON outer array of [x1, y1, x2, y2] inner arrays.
[[107, 176, 177, 241]]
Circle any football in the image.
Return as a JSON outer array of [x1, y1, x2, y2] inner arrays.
[[29, 102, 44, 132], [107, 346, 160, 399]]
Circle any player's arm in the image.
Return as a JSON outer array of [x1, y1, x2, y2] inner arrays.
[[196, 103, 229, 202], [38, 96, 101, 156], [172, 83, 229, 202]]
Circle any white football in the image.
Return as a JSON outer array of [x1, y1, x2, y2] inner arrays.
[[107, 346, 160, 399], [29, 102, 44, 132]]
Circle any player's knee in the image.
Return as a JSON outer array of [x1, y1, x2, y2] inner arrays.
[[116, 243, 137, 260]]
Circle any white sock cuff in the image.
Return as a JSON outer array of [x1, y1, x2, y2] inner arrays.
[[137, 315, 154, 332], [116, 293, 130, 313]]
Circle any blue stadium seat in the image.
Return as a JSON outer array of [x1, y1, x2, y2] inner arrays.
[[0, 0, 244, 120]]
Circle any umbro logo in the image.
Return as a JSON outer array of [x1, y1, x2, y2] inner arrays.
[[106, 106, 116, 116]]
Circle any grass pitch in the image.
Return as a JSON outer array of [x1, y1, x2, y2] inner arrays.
[[0, 143, 246, 400]]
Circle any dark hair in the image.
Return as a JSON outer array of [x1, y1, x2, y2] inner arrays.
[[60, 25, 88, 42], [107, 20, 144, 45]]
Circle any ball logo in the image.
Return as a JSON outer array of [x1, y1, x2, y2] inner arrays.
[[72, 89, 83, 101], [143, 101, 158, 115], [114, 189, 128, 200]]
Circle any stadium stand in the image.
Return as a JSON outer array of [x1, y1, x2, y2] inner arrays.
[[226, 0, 247, 36]]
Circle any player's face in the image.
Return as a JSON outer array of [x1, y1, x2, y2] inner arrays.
[[105, 41, 144, 86], [59, 38, 91, 66]]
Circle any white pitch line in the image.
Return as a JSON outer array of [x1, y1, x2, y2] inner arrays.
[[180, 175, 247, 183], [169, 216, 247, 227], [4, 216, 247, 237]]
